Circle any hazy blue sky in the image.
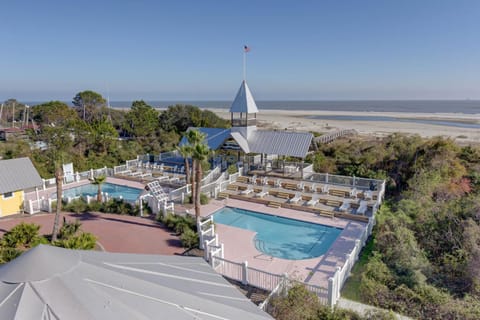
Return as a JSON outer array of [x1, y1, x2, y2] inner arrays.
[[1, 0, 479, 101]]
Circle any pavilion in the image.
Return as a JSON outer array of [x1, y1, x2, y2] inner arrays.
[[180, 80, 313, 177]]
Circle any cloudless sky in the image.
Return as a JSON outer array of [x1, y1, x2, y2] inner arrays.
[[1, 0, 480, 101]]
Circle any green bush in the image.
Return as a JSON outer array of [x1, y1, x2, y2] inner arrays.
[[186, 193, 210, 205], [1, 223, 48, 249], [100, 199, 138, 215], [227, 164, 238, 174], [64, 198, 88, 214], [180, 228, 199, 249], [55, 232, 97, 250]]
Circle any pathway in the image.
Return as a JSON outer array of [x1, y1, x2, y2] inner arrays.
[[337, 298, 413, 320]]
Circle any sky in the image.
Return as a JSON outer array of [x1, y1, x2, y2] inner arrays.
[[1, 0, 480, 101]]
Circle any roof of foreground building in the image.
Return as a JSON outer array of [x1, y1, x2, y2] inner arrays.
[[0, 157, 43, 194], [0, 245, 273, 320]]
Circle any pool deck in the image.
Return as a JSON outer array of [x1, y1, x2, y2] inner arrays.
[[199, 198, 367, 288]]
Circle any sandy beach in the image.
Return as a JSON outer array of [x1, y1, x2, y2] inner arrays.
[[209, 109, 480, 144]]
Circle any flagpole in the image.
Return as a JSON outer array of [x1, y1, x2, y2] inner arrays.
[[243, 49, 246, 81]]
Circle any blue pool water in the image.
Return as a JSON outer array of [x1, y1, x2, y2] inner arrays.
[[213, 207, 342, 260], [62, 183, 142, 202]]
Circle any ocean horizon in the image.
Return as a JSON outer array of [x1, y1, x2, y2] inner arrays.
[[22, 99, 480, 114]]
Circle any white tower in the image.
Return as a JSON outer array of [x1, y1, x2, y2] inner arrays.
[[229, 80, 258, 139]]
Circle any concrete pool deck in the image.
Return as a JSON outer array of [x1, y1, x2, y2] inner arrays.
[[199, 198, 367, 288]]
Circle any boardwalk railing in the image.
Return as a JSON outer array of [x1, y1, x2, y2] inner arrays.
[[314, 129, 357, 144]]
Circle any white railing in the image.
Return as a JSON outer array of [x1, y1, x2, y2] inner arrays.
[[159, 150, 179, 160], [248, 266, 284, 291], [327, 217, 374, 308], [198, 216, 215, 250]]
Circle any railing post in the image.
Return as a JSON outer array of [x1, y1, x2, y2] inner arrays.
[[242, 261, 248, 285], [328, 277, 335, 309], [335, 266, 341, 299], [198, 221, 204, 250], [204, 240, 209, 261], [220, 243, 224, 259]]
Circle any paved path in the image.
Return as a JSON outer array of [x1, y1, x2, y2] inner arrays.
[[0, 212, 184, 255], [337, 298, 413, 320]]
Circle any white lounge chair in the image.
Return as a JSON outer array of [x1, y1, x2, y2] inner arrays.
[[297, 182, 305, 191], [339, 200, 351, 212], [289, 192, 302, 204], [364, 190, 373, 200], [255, 187, 268, 198], [321, 184, 329, 194], [250, 175, 257, 185], [241, 185, 254, 195], [274, 179, 282, 188], [357, 200, 368, 215], [349, 188, 358, 198], [307, 195, 319, 206], [261, 176, 268, 185]]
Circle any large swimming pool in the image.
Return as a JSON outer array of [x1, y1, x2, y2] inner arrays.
[[213, 207, 342, 260], [62, 183, 142, 202]]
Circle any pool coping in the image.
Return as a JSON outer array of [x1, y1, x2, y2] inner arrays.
[[200, 198, 367, 288]]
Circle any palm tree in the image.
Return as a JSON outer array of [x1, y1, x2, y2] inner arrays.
[[192, 143, 210, 222], [177, 144, 192, 193], [91, 175, 107, 202], [52, 161, 64, 242], [186, 129, 206, 205], [44, 125, 73, 243]]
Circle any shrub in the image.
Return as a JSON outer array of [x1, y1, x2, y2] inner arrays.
[[55, 232, 97, 250], [180, 228, 199, 248], [64, 198, 88, 214], [227, 164, 237, 174], [1, 223, 48, 249], [186, 193, 210, 205], [100, 199, 137, 215]]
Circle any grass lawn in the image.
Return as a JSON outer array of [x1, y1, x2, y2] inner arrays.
[[341, 236, 375, 301]]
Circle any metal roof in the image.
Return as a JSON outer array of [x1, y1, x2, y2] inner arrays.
[[247, 130, 313, 158], [229, 81, 259, 114], [180, 127, 232, 151], [230, 131, 250, 154], [0, 157, 43, 194], [0, 245, 273, 320]]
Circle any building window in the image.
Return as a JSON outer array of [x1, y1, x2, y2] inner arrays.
[[3, 192, 14, 199]]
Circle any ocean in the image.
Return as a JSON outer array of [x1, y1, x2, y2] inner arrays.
[[24, 100, 480, 114]]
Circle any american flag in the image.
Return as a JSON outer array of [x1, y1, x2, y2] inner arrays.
[[244, 45, 250, 53]]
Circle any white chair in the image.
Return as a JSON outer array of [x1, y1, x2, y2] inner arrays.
[[241, 185, 254, 195], [289, 192, 302, 204], [364, 190, 373, 200], [307, 195, 319, 206], [321, 184, 329, 194], [339, 200, 351, 212], [349, 188, 358, 198], [256, 187, 268, 198], [357, 200, 368, 215]]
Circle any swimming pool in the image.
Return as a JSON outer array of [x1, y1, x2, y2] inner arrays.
[[62, 183, 142, 202], [213, 207, 342, 260]]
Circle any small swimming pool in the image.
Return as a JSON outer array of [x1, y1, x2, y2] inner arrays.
[[213, 207, 342, 260], [62, 183, 142, 202]]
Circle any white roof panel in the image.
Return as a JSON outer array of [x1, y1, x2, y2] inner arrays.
[[230, 81, 259, 114], [0, 245, 273, 320]]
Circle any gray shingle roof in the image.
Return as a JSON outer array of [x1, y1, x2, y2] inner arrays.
[[0, 245, 273, 320], [0, 157, 43, 194]]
